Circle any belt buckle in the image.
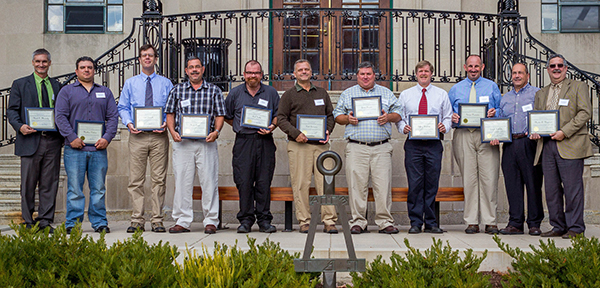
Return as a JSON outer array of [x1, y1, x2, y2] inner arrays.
[[40, 131, 48, 137]]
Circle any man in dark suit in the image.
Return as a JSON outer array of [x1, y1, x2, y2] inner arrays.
[[530, 54, 593, 239], [7, 48, 63, 233]]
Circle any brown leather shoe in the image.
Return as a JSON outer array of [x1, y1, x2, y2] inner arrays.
[[299, 224, 310, 233], [323, 225, 338, 234], [562, 230, 583, 239], [465, 225, 480, 234], [528, 227, 541, 236], [499, 225, 523, 235], [204, 224, 217, 234], [485, 225, 499, 234], [168, 225, 190, 233], [379, 226, 399, 234], [541, 230, 566, 237], [351, 225, 364, 234]]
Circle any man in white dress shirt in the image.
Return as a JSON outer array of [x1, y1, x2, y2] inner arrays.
[[397, 60, 452, 234]]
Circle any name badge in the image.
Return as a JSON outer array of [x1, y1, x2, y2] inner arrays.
[[258, 99, 269, 107], [522, 104, 533, 112], [314, 99, 325, 106], [559, 99, 569, 106], [96, 92, 106, 99], [181, 99, 191, 107], [479, 96, 489, 103]]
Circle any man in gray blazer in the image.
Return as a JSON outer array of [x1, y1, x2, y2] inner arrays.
[[7, 48, 63, 233], [530, 54, 593, 239]]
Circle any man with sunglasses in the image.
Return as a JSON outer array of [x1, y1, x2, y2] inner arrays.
[[530, 54, 592, 239], [224, 60, 278, 234]]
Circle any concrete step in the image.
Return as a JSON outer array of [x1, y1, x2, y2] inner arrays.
[[0, 175, 21, 188], [0, 199, 21, 211], [0, 155, 20, 165], [0, 211, 23, 225]]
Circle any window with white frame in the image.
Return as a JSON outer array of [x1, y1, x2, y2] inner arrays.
[[542, 0, 600, 32], [47, 0, 123, 33]]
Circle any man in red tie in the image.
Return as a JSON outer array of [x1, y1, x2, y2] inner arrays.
[[397, 60, 453, 234]]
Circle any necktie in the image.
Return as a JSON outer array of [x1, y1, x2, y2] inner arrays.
[[145, 76, 153, 106], [548, 83, 561, 110], [418, 88, 428, 115], [469, 81, 476, 103], [41, 79, 50, 108]]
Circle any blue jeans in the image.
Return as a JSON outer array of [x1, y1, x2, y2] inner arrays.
[[64, 146, 108, 229]]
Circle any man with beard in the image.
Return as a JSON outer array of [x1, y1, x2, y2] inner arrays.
[[448, 55, 501, 234], [165, 56, 226, 234], [277, 59, 337, 234], [397, 60, 452, 234], [224, 60, 278, 233], [490, 63, 544, 236], [530, 54, 592, 239], [118, 44, 173, 233]]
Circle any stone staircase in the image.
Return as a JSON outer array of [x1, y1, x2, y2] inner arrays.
[[0, 154, 22, 225]]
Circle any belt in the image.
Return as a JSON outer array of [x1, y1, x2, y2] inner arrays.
[[348, 139, 389, 146], [236, 133, 272, 139], [40, 131, 58, 137], [512, 133, 526, 140]]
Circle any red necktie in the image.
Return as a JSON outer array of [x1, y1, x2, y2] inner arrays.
[[418, 88, 428, 115]]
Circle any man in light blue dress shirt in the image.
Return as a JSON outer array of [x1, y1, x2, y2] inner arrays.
[[448, 55, 501, 234], [117, 44, 173, 233], [333, 61, 402, 234]]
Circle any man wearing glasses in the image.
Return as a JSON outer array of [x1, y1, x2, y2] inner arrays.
[[530, 54, 592, 239], [224, 60, 279, 233]]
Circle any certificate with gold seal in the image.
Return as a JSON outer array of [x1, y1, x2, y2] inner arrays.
[[297, 114, 327, 141], [481, 118, 512, 143], [76, 120, 105, 145], [528, 110, 559, 137], [134, 106, 163, 131], [180, 114, 210, 139], [352, 96, 382, 120], [241, 105, 272, 129], [408, 115, 439, 140], [458, 103, 487, 128], [25, 107, 56, 131]]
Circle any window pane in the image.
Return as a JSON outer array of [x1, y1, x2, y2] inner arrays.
[[541, 0, 557, 3], [107, 5, 123, 32], [65, 6, 104, 32], [108, 0, 123, 3], [48, 0, 64, 3], [48, 5, 64, 32], [542, 4, 559, 30], [66, 0, 103, 2], [561, 5, 599, 31]]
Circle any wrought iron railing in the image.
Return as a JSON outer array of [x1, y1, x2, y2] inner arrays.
[[1, 1, 599, 150]]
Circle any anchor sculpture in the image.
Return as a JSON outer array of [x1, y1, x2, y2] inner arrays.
[[294, 151, 366, 288]]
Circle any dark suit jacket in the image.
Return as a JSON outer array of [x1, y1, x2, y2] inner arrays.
[[7, 73, 62, 156], [533, 78, 593, 165]]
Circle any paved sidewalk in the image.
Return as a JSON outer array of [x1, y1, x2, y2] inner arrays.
[[2, 221, 598, 273]]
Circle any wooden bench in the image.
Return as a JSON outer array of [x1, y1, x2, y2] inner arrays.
[[192, 186, 464, 231]]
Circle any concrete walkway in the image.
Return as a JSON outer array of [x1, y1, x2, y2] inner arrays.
[[2, 221, 597, 274]]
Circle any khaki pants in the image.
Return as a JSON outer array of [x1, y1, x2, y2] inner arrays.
[[287, 141, 337, 226], [345, 142, 394, 230], [452, 128, 499, 225], [128, 131, 169, 225]]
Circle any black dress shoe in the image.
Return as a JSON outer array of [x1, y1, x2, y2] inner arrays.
[[66, 227, 73, 234], [499, 225, 524, 235], [562, 230, 583, 239], [39, 225, 55, 234], [408, 226, 421, 234], [528, 227, 541, 236], [485, 225, 499, 234], [379, 226, 399, 234], [237, 223, 251, 233], [541, 230, 566, 237], [259, 224, 277, 233], [425, 226, 444, 234], [95, 226, 110, 233]]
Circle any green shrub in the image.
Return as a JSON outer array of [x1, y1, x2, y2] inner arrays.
[[0, 223, 179, 288], [494, 234, 600, 287], [176, 237, 320, 287], [350, 238, 490, 288]]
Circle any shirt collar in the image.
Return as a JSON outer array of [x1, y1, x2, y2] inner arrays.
[[513, 82, 531, 93], [184, 79, 207, 91], [142, 72, 156, 81], [417, 83, 431, 92], [73, 79, 99, 88], [245, 82, 265, 95], [295, 82, 316, 92], [466, 76, 483, 85], [33, 73, 49, 84]]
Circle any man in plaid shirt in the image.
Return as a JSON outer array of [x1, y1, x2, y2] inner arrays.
[[165, 56, 226, 234]]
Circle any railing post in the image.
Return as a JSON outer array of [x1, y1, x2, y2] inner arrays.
[[142, 0, 164, 75], [498, 0, 521, 92]]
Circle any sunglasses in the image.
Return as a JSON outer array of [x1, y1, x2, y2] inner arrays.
[[549, 63, 564, 69]]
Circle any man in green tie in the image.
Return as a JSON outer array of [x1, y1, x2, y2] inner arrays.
[[448, 55, 502, 235], [7, 48, 63, 233]]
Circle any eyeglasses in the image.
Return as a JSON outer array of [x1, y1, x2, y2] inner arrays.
[[549, 63, 564, 69], [244, 71, 262, 76], [140, 53, 155, 58]]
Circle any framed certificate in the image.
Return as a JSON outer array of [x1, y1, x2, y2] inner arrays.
[[352, 96, 382, 120], [134, 106, 163, 131], [180, 114, 210, 139], [481, 118, 512, 143], [25, 107, 56, 131], [528, 110, 559, 137], [241, 105, 272, 129], [76, 120, 105, 145], [408, 115, 439, 140], [297, 114, 327, 141], [457, 103, 487, 128]]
